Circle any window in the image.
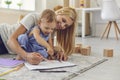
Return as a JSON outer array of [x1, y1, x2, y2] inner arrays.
[[1, 0, 35, 11]]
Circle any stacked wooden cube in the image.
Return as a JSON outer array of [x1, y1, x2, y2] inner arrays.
[[73, 43, 91, 56], [81, 45, 91, 56], [73, 43, 82, 53]]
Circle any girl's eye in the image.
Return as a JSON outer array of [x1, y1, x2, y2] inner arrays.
[[45, 27, 49, 30]]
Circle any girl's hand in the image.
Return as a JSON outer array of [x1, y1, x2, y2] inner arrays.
[[26, 52, 44, 65], [47, 47, 54, 56]]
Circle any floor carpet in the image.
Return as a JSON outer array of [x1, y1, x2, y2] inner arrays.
[[0, 54, 108, 80]]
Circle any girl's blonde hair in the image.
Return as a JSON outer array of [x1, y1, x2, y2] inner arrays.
[[55, 7, 77, 55], [39, 9, 56, 23]]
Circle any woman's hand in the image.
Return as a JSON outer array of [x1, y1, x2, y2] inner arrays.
[[56, 51, 68, 61], [26, 52, 44, 65]]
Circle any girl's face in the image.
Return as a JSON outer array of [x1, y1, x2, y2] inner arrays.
[[56, 15, 73, 30], [39, 20, 56, 35]]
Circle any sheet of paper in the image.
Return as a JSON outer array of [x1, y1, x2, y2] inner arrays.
[[25, 60, 76, 70]]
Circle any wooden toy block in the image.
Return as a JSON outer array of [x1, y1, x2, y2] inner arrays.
[[76, 44, 82, 47], [104, 49, 113, 57], [73, 44, 82, 53], [74, 46, 80, 53], [81, 46, 91, 56]]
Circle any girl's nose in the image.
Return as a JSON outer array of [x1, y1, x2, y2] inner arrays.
[[48, 30, 53, 33]]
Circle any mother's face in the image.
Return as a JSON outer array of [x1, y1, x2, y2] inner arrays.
[[56, 15, 73, 30]]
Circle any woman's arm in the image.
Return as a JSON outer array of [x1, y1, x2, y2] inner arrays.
[[7, 24, 27, 59], [7, 24, 43, 64], [53, 46, 68, 61]]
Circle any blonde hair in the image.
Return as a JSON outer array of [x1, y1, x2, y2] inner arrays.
[[54, 5, 63, 11], [55, 7, 77, 55], [17, 15, 24, 23]]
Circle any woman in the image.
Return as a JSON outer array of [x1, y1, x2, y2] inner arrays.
[[7, 7, 77, 65]]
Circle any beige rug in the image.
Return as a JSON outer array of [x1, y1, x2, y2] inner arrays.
[[0, 54, 108, 80]]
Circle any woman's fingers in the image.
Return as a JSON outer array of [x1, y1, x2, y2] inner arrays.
[[56, 53, 60, 60], [26, 52, 44, 65], [63, 55, 68, 61], [33, 53, 47, 62], [56, 51, 68, 61], [59, 52, 63, 61], [56, 52, 64, 61]]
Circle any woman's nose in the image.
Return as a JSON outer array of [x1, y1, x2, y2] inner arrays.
[[61, 23, 66, 29]]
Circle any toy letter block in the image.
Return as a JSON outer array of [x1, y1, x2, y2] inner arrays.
[[104, 49, 113, 57], [81, 46, 91, 56]]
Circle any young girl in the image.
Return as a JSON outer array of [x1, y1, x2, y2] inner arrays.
[[17, 9, 56, 60]]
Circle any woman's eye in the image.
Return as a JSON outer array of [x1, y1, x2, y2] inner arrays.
[[65, 24, 69, 28], [57, 21, 60, 24], [62, 18, 66, 23]]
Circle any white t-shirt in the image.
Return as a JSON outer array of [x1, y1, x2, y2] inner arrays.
[[20, 12, 40, 30], [0, 12, 40, 54], [0, 23, 20, 54], [0, 12, 56, 54]]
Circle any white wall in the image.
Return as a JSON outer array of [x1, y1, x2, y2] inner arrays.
[[35, 0, 63, 12], [91, 0, 120, 8], [1, 0, 120, 25], [0, 8, 32, 24], [69, 0, 80, 8], [46, 0, 63, 9], [0, 0, 63, 24]]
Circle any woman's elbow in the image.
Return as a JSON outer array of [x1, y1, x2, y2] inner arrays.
[[7, 36, 14, 46], [7, 37, 11, 46]]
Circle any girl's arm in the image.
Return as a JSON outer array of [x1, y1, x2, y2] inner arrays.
[[32, 27, 51, 49], [47, 35, 54, 56], [48, 34, 54, 49], [32, 27, 54, 56]]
